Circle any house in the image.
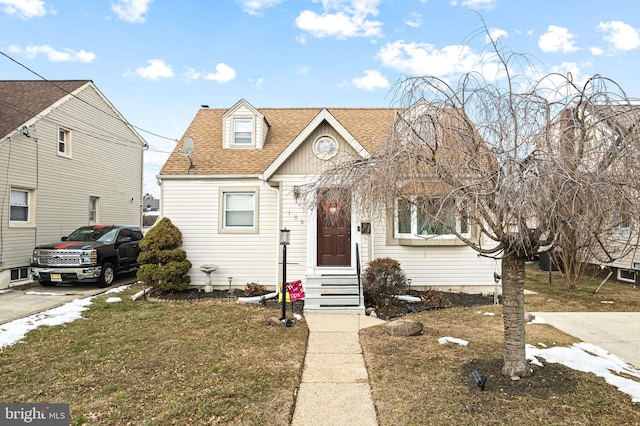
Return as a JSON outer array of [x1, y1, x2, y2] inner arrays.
[[0, 80, 147, 289], [158, 99, 498, 314], [543, 102, 640, 286]]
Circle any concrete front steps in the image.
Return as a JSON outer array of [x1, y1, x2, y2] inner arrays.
[[303, 274, 365, 315]]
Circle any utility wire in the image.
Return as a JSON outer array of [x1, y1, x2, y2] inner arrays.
[[0, 49, 179, 143]]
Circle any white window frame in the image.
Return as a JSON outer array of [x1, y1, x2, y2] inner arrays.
[[57, 127, 72, 158], [233, 118, 254, 146], [218, 187, 259, 234], [395, 197, 469, 240], [89, 196, 100, 224], [10, 266, 30, 282], [617, 268, 636, 283], [9, 187, 36, 227]]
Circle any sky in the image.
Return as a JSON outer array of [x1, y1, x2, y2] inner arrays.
[[2, 0, 640, 197], [1, 287, 639, 402]]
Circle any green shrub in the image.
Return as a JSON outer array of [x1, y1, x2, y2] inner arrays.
[[137, 217, 192, 292], [363, 257, 407, 308]]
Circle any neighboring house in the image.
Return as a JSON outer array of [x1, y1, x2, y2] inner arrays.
[[545, 102, 640, 286], [142, 196, 160, 229], [0, 80, 147, 289], [158, 99, 497, 314]]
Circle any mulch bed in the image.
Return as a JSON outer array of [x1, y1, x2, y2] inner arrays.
[[150, 287, 495, 320]]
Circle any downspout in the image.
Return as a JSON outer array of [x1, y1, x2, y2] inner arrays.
[[261, 179, 281, 290]]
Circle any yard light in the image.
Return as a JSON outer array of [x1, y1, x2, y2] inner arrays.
[[280, 228, 290, 324]]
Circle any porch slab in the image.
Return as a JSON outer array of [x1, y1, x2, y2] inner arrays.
[[292, 382, 377, 426]]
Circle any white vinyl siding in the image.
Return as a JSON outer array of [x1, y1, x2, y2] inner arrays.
[[162, 179, 278, 288]]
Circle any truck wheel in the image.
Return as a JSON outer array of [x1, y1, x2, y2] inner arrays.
[[39, 281, 56, 287], [99, 262, 115, 288]]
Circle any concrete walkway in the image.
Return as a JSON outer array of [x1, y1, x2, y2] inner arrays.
[[292, 314, 386, 426]]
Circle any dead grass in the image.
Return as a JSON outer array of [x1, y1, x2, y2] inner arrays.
[[361, 265, 640, 425], [0, 285, 308, 425]]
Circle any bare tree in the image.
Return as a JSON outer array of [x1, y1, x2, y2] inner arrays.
[[300, 32, 640, 378]]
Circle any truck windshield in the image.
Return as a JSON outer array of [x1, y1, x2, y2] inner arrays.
[[66, 227, 115, 242]]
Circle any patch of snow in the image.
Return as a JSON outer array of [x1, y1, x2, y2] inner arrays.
[[600, 301, 614, 304], [0, 289, 12, 294], [527, 342, 640, 402], [104, 285, 130, 294], [528, 316, 547, 324], [538, 342, 548, 348], [438, 336, 469, 346], [483, 312, 496, 316], [0, 284, 130, 349], [25, 291, 62, 296], [105, 297, 122, 303]]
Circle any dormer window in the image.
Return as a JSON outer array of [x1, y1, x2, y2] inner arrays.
[[234, 118, 253, 145]]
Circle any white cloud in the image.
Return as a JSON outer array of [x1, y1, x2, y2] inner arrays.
[[0, 0, 45, 19], [377, 40, 497, 80], [590, 46, 604, 56], [185, 63, 237, 84], [135, 59, 174, 80], [404, 12, 422, 28], [250, 77, 265, 89], [112, 0, 153, 23], [295, 0, 383, 39], [539, 25, 579, 53], [352, 69, 389, 90], [598, 21, 640, 51], [9, 44, 95, 63], [460, 0, 495, 9], [238, 0, 285, 16], [486, 27, 507, 43]]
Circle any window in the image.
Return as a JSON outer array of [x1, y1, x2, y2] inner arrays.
[[613, 214, 632, 234], [224, 192, 254, 227], [233, 118, 253, 145], [618, 269, 636, 283], [10, 267, 29, 282], [89, 197, 100, 224], [10, 188, 34, 225], [396, 197, 468, 238], [58, 127, 71, 157]]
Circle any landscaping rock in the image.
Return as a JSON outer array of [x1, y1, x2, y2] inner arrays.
[[524, 311, 536, 322], [266, 317, 282, 327], [385, 319, 424, 336]]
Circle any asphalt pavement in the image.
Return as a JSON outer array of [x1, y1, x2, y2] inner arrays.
[[0, 274, 137, 325]]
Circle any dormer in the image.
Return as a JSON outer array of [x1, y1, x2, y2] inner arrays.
[[222, 99, 269, 149]]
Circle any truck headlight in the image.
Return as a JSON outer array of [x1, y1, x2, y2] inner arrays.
[[80, 250, 98, 264]]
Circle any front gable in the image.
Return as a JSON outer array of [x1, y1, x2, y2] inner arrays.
[[262, 108, 369, 180], [222, 99, 269, 149]]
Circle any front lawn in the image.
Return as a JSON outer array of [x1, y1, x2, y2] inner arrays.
[[0, 287, 308, 425]]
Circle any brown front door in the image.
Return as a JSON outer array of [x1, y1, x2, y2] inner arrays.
[[317, 191, 351, 266]]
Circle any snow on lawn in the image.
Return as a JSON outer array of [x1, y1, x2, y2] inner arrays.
[[527, 342, 640, 402], [0, 285, 130, 349]]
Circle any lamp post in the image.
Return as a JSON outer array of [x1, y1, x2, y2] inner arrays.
[[280, 228, 290, 322]]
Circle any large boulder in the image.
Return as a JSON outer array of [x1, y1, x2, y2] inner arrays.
[[385, 319, 424, 336]]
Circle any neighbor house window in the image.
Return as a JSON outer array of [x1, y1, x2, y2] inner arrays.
[[233, 118, 253, 145], [10, 267, 29, 282], [613, 214, 632, 234], [396, 197, 468, 238], [618, 269, 636, 283], [58, 127, 71, 157], [10, 188, 35, 225], [89, 196, 100, 224]]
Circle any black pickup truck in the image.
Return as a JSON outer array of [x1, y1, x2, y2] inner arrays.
[[31, 225, 143, 287]]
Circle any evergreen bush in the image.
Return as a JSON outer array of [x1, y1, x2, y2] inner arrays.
[[137, 217, 192, 292]]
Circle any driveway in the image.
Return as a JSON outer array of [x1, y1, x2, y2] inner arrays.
[[531, 312, 640, 369], [0, 274, 137, 325]]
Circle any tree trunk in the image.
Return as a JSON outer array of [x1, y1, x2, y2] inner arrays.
[[500, 252, 531, 378]]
